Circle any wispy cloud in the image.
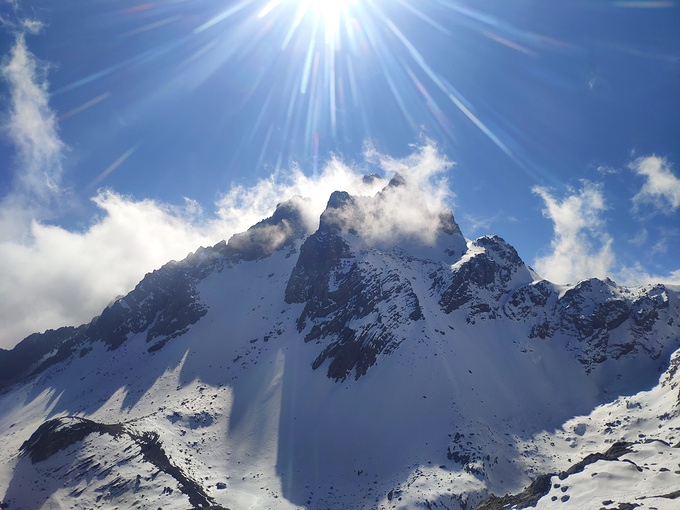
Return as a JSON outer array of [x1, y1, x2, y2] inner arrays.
[[532, 166, 680, 287], [21, 18, 44, 34], [649, 226, 680, 256], [462, 211, 514, 235], [630, 155, 680, 214], [651, 237, 669, 255], [628, 227, 648, 246], [615, 264, 680, 287], [596, 164, 618, 175], [1, 32, 63, 203], [532, 181, 614, 284], [338, 143, 460, 246]]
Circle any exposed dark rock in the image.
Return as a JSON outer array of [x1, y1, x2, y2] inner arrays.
[[475, 441, 638, 510], [284, 230, 353, 307], [474, 473, 554, 510], [387, 173, 406, 188], [0, 258, 207, 389], [559, 441, 633, 479], [439, 255, 495, 314], [285, 191, 428, 381], [289, 246, 423, 381], [655, 489, 680, 499], [361, 173, 382, 185], [20, 417, 124, 463], [20, 416, 228, 509], [87, 261, 209, 352], [505, 280, 555, 321], [0, 326, 83, 388], [438, 236, 528, 320], [438, 210, 464, 237], [510, 277, 678, 371], [128, 430, 223, 509]]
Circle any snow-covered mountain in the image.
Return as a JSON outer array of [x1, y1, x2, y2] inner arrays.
[[1, 174, 679, 510]]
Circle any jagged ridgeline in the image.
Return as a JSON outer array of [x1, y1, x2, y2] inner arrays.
[[1, 174, 679, 510]]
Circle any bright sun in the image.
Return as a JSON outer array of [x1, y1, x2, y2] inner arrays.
[[260, 0, 357, 20], [302, 0, 358, 41], [258, 0, 358, 43], [304, 0, 356, 13]]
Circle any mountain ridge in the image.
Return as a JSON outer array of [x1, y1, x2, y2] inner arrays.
[[0, 175, 679, 509]]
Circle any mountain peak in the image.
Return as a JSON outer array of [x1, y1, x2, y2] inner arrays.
[[387, 172, 406, 188], [361, 173, 382, 185], [223, 195, 311, 261], [314, 174, 468, 263]]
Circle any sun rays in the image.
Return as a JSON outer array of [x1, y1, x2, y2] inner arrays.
[[49, 0, 676, 182], [52, 0, 543, 176]]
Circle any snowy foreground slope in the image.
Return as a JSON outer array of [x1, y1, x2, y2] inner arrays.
[[1, 175, 679, 510]]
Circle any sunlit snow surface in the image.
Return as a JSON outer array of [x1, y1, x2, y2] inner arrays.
[[0, 227, 679, 509]]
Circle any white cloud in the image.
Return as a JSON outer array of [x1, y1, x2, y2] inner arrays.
[[596, 164, 618, 175], [0, 33, 214, 348], [210, 156, 386, 238], [211, 142, 458, 249], [651, 237, 668, 255], [1, 33, 63, 203], [630, 155, 680, 214], [615, 263, 680, 287], [0, 192, 213, 349], [0, 157, 378, 349], [532, 175, 680, 287], [350, 143, 457, 246], [21, 19, 44, 34], [532, 181, 615, 285], [628, 228, 648, 246], [366, 141, 454, 204]]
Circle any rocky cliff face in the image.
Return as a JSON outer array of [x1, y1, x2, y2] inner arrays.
[[505, 277, 678, 372]]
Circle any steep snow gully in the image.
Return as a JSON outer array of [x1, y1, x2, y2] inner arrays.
[[1, 175, 679, 509]]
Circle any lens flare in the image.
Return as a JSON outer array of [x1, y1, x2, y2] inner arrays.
[[301, 0, 357, 19], [55, 0, 631, 179]]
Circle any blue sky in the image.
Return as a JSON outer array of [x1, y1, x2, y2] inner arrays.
[[0, 0, 678, 348]]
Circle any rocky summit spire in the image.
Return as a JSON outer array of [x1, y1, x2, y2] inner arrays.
[[223, 195, 312, 261]]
